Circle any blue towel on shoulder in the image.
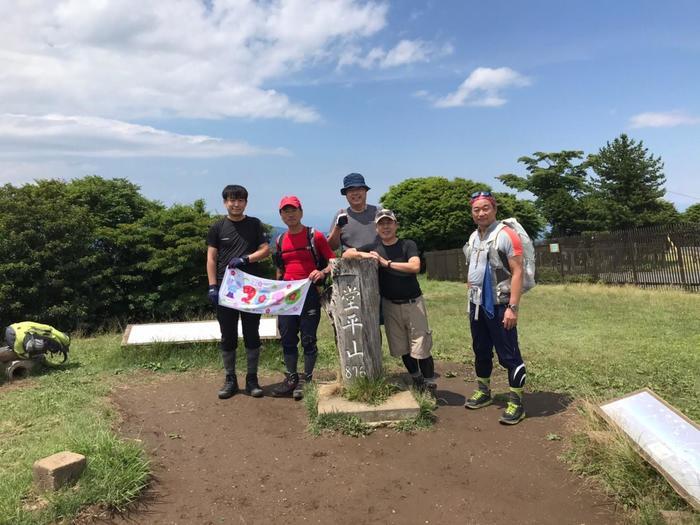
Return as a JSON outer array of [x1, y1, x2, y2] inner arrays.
[[482, 257, 495, 319]]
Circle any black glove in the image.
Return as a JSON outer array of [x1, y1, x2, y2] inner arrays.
[[227, 255, 249, 268], [336, 213, 348, 227], [208, 285, 219, 306]]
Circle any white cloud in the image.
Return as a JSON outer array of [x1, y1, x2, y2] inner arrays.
[[338, 39, 452, 69], [629, 111, 700, 128], [0, 0, 388, 122], [0, 159, 94, 185], [0, 114, 289, 158], [433, 67, 530, 108]]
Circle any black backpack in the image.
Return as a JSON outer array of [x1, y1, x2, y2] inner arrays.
[[273, 227, 327, 274]]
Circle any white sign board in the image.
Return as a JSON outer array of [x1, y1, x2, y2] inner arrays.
[[600, 389, 700, 510], [122, 319, 279, 346]]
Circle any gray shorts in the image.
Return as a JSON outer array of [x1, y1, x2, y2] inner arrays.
[[381, 296, 433, 359]]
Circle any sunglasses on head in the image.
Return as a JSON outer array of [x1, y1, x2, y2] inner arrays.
[[470, 191, 493, 198]]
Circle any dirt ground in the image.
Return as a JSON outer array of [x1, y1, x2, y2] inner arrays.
[[103, 368, 619, 525]]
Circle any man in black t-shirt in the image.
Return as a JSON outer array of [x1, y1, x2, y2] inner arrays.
[[342, 209, 436, 391], [206, 185, 270, 400]]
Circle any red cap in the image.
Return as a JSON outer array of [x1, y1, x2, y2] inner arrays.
[[278, 195, 302, 210]]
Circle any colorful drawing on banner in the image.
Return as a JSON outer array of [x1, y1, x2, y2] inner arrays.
[[219, 269, 310, 315]]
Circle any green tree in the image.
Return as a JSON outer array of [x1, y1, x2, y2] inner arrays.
[[0, 180, 98, 330], [380, 177, 544, 251], [497, 151, 595, 237], [681, 203, 700, 223], [588, 134, 675, 229], [0, 176, 228, 331]]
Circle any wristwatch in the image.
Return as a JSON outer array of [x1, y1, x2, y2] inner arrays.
[[507, 304, 519, 313]]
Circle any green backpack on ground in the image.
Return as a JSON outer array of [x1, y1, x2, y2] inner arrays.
[[3, 321, 70, 363]]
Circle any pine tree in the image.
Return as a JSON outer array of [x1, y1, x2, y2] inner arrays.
[[588, 134, 674, 229]]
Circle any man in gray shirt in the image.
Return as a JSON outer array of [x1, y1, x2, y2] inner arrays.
[[327, 173, 380, 251]]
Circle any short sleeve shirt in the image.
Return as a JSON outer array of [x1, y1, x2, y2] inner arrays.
[[206, 216, 269, 282], [330, 205, 380, 250], [358, 239, 422, 300], [280, 228, 336, 281], [467, 221, 523, 286]]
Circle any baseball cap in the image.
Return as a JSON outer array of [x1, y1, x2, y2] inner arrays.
[[278, 195, 302, 210], [374, 208, 397, 223]]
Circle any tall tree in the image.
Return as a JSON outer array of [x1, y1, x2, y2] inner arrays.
[[498, 151, 595, 237], [682, 203, 700, 223], [380, 177, 544, 251], [588, 134, 674, 229]]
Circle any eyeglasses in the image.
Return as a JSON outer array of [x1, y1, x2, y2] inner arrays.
[[470, 191, 492, 198]]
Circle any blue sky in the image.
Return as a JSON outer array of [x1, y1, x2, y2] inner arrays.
[[1, 0, 698, 229]]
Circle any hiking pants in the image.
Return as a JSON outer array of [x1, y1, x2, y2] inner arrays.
[[469, 303, 526, 388], [217, 306, 261, 374], [278, 286, 320, 376]]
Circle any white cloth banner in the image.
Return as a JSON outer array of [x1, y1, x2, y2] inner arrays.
[[218, 268, 310, 316]]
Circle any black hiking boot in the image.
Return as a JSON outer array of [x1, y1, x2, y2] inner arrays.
[[499, 391, 526, 425], [272, 372, 299, 397], [218, 374, 239, 399], [245, 373, 263, 398], [423, 377, 438, 395], [292, 373, 312, 401], [411, 375, 425, 391], [464, 382, 492, 409]]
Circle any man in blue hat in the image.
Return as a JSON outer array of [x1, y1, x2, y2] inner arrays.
[[328, 173, 380, 251]]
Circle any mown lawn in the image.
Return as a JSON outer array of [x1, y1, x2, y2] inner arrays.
[[0, 279, 698, 524]]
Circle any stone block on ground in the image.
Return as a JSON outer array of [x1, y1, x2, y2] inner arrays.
[[33, 451, 86, 492], [317, 382, 420, 424]]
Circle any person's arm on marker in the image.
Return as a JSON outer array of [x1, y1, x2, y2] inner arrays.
[[371, 252, 421, 274], [342, 246, 374, 260]]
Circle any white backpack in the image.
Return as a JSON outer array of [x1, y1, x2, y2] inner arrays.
[[499, 218, 536, 292], [463, 217, 536, 293]]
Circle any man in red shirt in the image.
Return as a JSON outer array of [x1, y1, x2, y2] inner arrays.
[[273, 196, 335, 400]]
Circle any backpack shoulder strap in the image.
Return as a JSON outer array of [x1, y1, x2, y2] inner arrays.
[[274, 232, 286, 269], [307, 227, 321, 269]]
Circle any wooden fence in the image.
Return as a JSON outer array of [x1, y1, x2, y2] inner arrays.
[[424, 223, 700, 292]]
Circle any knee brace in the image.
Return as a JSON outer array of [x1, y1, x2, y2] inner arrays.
[[301, 334, 317, 350]]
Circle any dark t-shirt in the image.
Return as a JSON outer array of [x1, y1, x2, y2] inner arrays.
[[206, 216, 269, 282], [358, 239, 422, 300]]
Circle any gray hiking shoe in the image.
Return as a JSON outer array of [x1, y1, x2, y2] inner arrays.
[[464, 383, 492, 409]]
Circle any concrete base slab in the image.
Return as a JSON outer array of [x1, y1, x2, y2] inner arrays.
[[317, 382, 420, 424]]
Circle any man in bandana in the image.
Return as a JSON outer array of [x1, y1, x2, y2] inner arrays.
[[464, 192, 527, 425]]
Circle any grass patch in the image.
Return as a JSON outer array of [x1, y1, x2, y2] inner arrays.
[[564, 401, 694, 524], [1, 280, 699, 523], [342, 375, 400, 405], [303, 382, 372, 437], [0, 369, 149, 525], [394, 388, 437, 432]]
